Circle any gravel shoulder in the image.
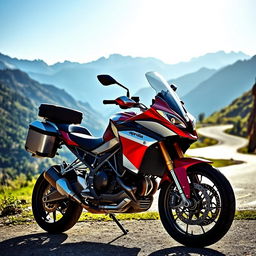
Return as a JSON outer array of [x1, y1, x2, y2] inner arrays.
[[0, 220, 255, 256]]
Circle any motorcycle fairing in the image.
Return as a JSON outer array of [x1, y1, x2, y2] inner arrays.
[[111, 112, 137, 123], [152, 96, 184, 120], [160, 157, 213, 198], [129, 107, 197, 140], [119, 130, 157, 173]]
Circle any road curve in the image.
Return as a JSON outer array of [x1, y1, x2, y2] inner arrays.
[[150, 125, 256, 211], [187, 125, 256, 210]]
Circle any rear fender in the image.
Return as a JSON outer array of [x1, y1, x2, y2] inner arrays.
[[159, 157, 212, 198]]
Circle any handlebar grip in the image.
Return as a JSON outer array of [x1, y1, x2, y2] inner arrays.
[[103, 100, 117, 105]]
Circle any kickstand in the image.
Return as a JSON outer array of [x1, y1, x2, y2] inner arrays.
[[109, 213, 128, 235]]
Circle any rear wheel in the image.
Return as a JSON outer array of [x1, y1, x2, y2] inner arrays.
[[159, 164, 235, 247], [32, 172, 83, 233]]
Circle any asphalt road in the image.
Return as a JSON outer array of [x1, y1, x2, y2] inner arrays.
[[150, 125, 256, 211], [0, 220, 255, 256]]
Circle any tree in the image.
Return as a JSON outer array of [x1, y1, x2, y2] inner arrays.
[[198, 113, 205, 123], [248, 79, 256, 153]]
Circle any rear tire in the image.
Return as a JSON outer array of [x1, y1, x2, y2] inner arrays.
[[159, 164, 235, 247], [32, 172, 83, 233]]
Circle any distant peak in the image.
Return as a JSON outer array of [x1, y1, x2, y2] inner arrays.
[[107, 53, 131, 60]]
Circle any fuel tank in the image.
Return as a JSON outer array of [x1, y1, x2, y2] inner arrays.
[[110, 112, 136, 123]]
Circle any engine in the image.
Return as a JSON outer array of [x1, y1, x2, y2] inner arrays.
[[94, 169, 119, 194]]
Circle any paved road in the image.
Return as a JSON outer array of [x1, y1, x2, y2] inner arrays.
[[150, 125, 256, 211], [0, 220, 255, 255]]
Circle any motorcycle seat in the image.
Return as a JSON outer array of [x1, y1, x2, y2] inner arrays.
[[58, 124, 92, 135], [69, 133, 104, 151]]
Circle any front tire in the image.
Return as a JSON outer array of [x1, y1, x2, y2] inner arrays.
[[32, 172, 83, 233], [159, 164, 235, 247]]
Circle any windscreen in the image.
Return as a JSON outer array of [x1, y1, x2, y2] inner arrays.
[[145, 71, 188, 121]]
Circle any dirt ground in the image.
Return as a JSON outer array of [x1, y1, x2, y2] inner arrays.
[[0, 220, 255, 256]]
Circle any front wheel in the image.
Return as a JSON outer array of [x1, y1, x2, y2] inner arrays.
[[159, 164, 235, 247], [32, 172, 83, 233]]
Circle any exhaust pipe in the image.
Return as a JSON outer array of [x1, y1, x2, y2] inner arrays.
[[44, 166, 83, 206], [99, 198, 131, 213], [44, 166, 132, 213]]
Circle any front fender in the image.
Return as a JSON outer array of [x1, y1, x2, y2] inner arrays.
[[160, 157, 212, 198]]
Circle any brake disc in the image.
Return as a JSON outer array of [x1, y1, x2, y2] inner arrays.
[[175, 183, 211, 225], [200, 183, 221, 225]]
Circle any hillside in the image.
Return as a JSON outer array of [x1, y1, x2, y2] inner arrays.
[[0, 51, 250, 111], [0, 69, 105, 177], [0, 70, 104, 176], [0, 69, 105, 135], [183, 55, 256, 117], [205, 90, 252, 137], [0, 82, 61, 178]]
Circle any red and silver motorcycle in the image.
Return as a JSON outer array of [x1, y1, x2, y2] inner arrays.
[[25, 72, 235, 247]]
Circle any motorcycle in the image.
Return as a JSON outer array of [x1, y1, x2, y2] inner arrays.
[[25, 71, 235, 247]]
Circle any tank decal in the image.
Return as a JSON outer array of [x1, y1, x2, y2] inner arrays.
[[119, 130, 156, 147], [119, 135, 148, 170], [135, 120, 176, 137], [123, 155, 139, 174], [111, 121, 119, 138]]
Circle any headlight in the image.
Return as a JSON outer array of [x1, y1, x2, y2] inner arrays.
[[157, 110, 186, 129], [187, 112, 196, 130]]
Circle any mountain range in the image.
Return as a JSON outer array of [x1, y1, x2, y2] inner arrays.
[[183, 55, 256, 117], [0, 51, 250, 112]]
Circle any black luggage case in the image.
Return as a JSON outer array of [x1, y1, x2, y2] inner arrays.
[[39, 104, 83, 124]]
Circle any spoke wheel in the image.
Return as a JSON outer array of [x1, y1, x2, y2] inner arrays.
[[159, 164, 235, 247], [32, 172, 83, 233]]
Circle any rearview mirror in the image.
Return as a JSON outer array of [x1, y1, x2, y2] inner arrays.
[[97, 75, 118, 86], [97, 74, 130, 97]]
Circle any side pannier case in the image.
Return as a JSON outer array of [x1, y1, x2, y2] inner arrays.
[[25, 121, 59, 158]]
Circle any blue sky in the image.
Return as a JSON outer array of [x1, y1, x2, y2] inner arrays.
[[0, 0, 255, 64]]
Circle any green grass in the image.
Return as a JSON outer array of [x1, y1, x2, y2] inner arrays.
[[184, 155, 244, 168], [209, 158, 244, 168], [234, 210, 256, 220], [0, 179, 36, 207], [1, 210, 255, 226], [79, 211, 160, 222]]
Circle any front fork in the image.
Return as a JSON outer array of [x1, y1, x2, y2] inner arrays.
[[159, 141, 192, 207]]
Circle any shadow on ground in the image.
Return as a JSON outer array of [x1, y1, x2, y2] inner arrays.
[[0, 233, 225, 256], [148, 246, 225, 256]]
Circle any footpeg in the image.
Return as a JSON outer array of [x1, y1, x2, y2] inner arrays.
[[81, 189, 94, 200]]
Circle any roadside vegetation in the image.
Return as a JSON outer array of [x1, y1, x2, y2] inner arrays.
[[189, 134, 218, 149], [0, 206, 255, 226], [203, 90, 251, 138], [207, 158, 243, 168]]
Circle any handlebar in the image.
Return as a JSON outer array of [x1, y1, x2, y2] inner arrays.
[[103, 100, 117, 105], [103, 97, 147, 111]]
